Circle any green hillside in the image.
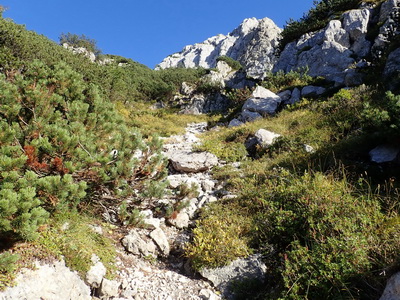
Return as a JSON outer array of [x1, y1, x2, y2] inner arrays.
[[0, 2, 400, 299]]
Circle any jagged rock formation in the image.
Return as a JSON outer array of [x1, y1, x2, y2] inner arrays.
[[274, 7, 372, 86], [157, 17, 282, 79], [159, 0, 400, 89], [275, 1, 400, 87]]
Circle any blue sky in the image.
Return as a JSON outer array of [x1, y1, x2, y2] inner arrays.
[[2, 1, 314, 68]]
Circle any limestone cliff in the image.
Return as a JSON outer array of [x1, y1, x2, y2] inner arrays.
[[156, 17, 282, 80], [158, 0, 400, 87]]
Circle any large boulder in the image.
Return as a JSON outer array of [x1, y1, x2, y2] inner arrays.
[[157, 17, 281, 80], [242, 86, 281, 116]]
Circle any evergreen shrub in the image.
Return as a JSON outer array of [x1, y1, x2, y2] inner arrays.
[[0, 60, 166, 241]]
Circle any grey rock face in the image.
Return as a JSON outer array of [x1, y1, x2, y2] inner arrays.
[[0, 260, 91, 300], [157, 18, 281, 79], [242, 86, 281, 116], [274, 7, 373, 85], [199, 254, 267, 299], [380, 272, 400, 300]]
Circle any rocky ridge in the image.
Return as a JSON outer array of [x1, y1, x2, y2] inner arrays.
[[158, 0, 400, 88], [157, 17, 281, 80]]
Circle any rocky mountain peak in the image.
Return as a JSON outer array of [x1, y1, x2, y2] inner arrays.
[[156, 17, 282, 80]]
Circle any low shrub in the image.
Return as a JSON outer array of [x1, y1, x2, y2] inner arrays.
[[0, 60, 166, 241], [216, 56, 243, 71], [185, 203, 252, 270], [261, 68, 315, 93]]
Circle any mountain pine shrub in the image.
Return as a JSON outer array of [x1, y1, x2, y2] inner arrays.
[[59, 32, 101, 56], [216, 56, 243, 71], [0, 59, 166, 241]]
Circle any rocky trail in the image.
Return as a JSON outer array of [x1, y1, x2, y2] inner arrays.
[[111, 122, 223, 300], [1, 122, 253, 300]]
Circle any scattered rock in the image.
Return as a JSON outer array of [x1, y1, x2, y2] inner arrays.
[[228, 118, 244, 127], [301, 85, 327, 97], [304, 144, 315, 153], [242, 86, 282, 115], [63, 43, 96, 62], [254, 129, 281, 148], [278, 90, 292, 103], [86, 255, 107, 288], [240, 109, 263, 122], [181, 82, 195, 95], [89, 224, 103, 235], [150, 228, 170, 256], [287, 87, 301, 105], [168, 151, 219, 173], [384, 47, 400, 89], [167, 211, 190, 229], [121, 230, 157, 257], [143, 217, 161, 229], [199, 254, 267, 299], [199, 288, 220, 300], [100, 279, 120, 298]]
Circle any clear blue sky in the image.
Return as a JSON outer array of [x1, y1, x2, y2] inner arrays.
[[2, 1, 314, 68]]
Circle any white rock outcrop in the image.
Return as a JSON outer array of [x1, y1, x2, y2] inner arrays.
[[0, 260, 91, 300], [241, 86, 282, 116], [157, 18, 281, 79], [274, 7, 371, 86]]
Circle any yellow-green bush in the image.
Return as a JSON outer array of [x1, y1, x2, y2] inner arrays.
[[185, 203, 252, 270]]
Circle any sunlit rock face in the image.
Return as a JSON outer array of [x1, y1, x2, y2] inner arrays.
[[156, 17, 282, 80]]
